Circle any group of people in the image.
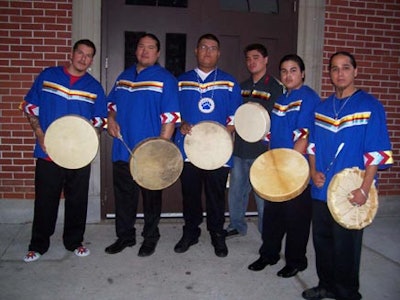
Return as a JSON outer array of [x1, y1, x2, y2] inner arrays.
[[20, 33, 392, 300]]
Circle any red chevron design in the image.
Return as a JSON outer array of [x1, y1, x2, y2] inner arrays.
[[298, 128, 308, 138], [101, 118, 107, 128], [107, 102, 116, 112], [92, 117, 107, 128], [93, 118, 99, 127], [379, 151, 391, 164], [161, 113, 180, 124], [171, 112, 180, 123], [27, 104, 37, 115], [364, 153, 374, 166]]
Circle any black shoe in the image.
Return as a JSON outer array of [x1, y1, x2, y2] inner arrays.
[[248, 256, 277, 271], [224, 229, 240, 239], [105, 239, 136, 254], [138, 239, 158, 257], [302, 286, 336, 300], [174, 236, 199, 253], [277, 265, 306, 278], [211, 233, 228, 257]]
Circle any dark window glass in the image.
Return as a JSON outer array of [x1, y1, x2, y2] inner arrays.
[[165, 33, 186, 77], [219, 0, 279, 14], [124, 31, 145, 70], [126, 0, 187, 8], [126, 0, 156, 5]]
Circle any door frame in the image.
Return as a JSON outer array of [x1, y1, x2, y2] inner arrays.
[[71, 0, 325, 219]]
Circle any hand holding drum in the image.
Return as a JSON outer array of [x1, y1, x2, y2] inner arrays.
[[327, 167, 378, 230]]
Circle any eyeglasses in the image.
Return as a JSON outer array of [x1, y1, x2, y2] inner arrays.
[[198, 45, 219, 52]]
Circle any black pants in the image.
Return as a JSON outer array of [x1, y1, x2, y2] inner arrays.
[[312, 200, 363, 300], [180, 162, 229, 238], [113, 161, 162, 242], [29, 158, 90, 254], [260, 185, 312, 268]]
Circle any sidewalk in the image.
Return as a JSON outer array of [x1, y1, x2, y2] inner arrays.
[[0, 199, 399, 300]]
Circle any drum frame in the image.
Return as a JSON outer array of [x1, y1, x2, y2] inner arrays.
[[327, 167, 378, 230], [44, 115, 99, 169], [129, 137, 183, 190], [183, 121, 233, 170], [250, 148, 310, 202], [234, 102, 271, 143]]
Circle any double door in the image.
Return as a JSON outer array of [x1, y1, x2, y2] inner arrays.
[[100, 0, 298, 217]]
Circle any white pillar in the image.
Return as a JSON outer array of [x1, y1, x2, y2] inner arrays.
[[72, 0, 103, 221], [72, 0, 102, 81], [297, 0, 325, 94]]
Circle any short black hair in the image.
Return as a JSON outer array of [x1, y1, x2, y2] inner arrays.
[[279, 54, 306, 82], [244, 43, 268, 57], [279, 54, 305, 72], [73, 39, 96, 56], [328, 51, 357, 70], [138, 33, 161, 52], [197, 33, 220, 48]]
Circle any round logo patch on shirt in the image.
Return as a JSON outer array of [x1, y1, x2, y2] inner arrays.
[[198, 97, 215, 114]]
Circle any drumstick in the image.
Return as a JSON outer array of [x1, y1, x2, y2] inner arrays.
[[118, 134, 133, 156], [325, 142, 344, 173]]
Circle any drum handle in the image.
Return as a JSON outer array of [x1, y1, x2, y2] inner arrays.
[[325, 142, 344, 173], [118, 135, 133, 156]]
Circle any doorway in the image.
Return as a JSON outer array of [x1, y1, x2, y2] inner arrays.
[[100, 0, 299, 218]]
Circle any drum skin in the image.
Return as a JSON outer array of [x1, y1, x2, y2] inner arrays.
[[129, 137, 183, 190], [250, 148, 310, 202], [44, 115, 99, 169], [184, 121, 233, 170], [234, 102, 271, 143], [327, 167, 378, 230]]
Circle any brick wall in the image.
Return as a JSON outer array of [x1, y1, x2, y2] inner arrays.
[[0, 0, 72, 199], [0, 0, 399, 200], [322, 0, 400, 196]]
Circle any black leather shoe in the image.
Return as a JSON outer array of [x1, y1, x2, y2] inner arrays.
[[174, 236, 199, 253], [248, 256, 277, 271], [211, 233, 228, 257], [302, 286, 335, 300], [224, 229, 241, 239], [277, 265, 305, 278], [138, 240, 157, 257], [105, 239, 136, 254]]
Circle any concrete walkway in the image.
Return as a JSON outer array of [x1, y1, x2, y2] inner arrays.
[[0, 199, 399, 300]]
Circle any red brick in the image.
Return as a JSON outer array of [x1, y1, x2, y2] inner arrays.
[[20, 23, 43, 30], [33, 16, 56, 24], [33, 2, 56, 9]]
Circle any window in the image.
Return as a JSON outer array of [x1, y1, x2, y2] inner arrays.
[[165, 33, 186, 77], [124, 31, 145, 69], [125, 0, 188, 8], [219, 0, 279, 14]]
